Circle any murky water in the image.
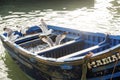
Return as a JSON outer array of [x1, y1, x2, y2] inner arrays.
[[0, 0, 120, 80]]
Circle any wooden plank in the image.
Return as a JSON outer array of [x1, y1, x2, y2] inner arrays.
[[57, 43, 108, 61]]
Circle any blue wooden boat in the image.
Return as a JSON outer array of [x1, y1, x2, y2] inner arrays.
[[0, 25, 120, 80]]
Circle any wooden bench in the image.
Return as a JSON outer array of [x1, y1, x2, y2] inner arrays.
[[57, 43, 109, 61], [37, 39, 84, 58]]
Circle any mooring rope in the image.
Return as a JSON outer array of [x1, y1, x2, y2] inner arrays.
[[81, 52, 93, 80], [110, 59, 118, 80]]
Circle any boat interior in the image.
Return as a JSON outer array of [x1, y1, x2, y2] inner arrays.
[[14, 26, 120, 59]]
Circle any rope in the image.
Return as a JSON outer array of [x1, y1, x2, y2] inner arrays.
[[81, 52, 93, 80], [81, 58, 88, 80], [110, 60, 118, 80]]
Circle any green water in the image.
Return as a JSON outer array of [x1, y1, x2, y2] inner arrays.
[[0, 0, 120, 80], [0, 53, 30, 80]]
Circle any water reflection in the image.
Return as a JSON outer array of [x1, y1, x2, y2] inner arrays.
[[3, 53, 30, 80]]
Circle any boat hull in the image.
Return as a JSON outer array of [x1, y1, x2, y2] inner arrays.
[[1, 38, 120, 80]]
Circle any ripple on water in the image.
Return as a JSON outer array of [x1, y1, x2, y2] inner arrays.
[[0, 57, 10, 80]]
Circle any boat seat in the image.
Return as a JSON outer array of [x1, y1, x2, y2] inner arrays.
[[37, 39, 84, 58], [57, 42, 109, 61]]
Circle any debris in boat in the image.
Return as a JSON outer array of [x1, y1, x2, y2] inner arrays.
[[40, 19, 53, 35], [39, 32, 67, 47]]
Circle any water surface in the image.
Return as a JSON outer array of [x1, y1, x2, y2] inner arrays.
[[0, 0, 120, 80]]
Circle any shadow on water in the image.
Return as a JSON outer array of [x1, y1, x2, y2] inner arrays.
[[0, 0, 94, 16], [3, 52, 30, 80]]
